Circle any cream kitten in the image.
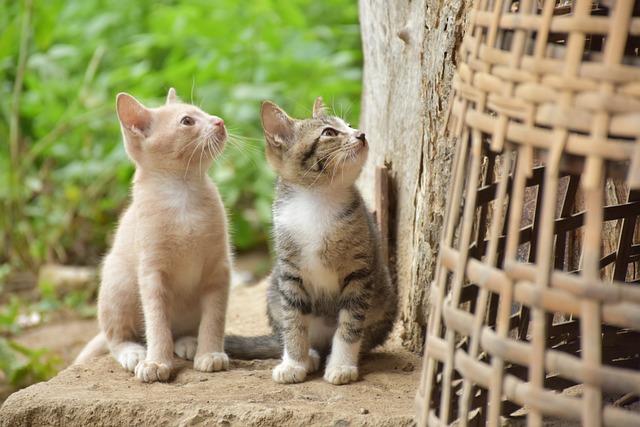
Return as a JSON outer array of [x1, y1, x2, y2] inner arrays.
[[74, 88, 232, 383]]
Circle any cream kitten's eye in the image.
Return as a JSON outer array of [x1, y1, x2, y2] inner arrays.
[[181, 116, 195, 126], [321, 128, 338, 137]]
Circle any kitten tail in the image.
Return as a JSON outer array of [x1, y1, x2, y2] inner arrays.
[[72, 332, 108, 365], [224, 334, 282, 360]]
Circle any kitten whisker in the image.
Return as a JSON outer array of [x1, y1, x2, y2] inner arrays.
[[190, 76, 196, 105], [342, 104, 353, 122], [225, 128, 262, 141], [340, 152, 350, 185], [307, 153, 334, 189], [227, 137, 264, 152], [211, 140, 225, 163], [184, 136, 206, 179], [224, 139, 263, 169], [309, 149, 343, 189], [198, 139, 205, 179], [329, 150, 347, 187], [178, 138, 201, 154], [303, 151, 337, 180]]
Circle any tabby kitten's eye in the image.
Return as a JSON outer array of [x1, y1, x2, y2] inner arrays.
[[181, 116, 195, 126], [321, 128, 339, 137]]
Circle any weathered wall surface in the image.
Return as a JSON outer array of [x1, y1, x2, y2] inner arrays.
[[358, 0, 470, 351]]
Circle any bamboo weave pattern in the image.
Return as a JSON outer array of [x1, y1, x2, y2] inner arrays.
[[417, 1, 640, 426]]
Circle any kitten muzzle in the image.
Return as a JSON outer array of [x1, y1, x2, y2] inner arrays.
[[211, 116, 224, 127], [207, 118, 227, 143]]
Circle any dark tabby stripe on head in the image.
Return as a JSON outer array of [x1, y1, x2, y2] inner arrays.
[[301, 137, 320, 165]]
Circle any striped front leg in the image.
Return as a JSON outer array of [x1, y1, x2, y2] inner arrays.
[[272, 272, 320, 384], [324, 269, 372, 385]]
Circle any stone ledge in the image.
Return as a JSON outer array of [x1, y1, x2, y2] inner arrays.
[[0, 350, 418, 427], [1, 280, 419, 426]]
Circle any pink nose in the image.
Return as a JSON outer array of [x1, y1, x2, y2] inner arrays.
[[212, 117, 224, 127]]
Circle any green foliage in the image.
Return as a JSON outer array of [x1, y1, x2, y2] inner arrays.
[[0, 338, 62, 388], [0, 288, 95, 338], [0, 297, 22, 336], [1, 0, 362, 268], [0, 273, 95, 391], [36, 280, 97, 318], [0, 296, 59, 390]]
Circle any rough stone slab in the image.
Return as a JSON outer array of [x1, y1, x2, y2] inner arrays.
[[0, 348, 419, 426], [1, 278, 420, 426]]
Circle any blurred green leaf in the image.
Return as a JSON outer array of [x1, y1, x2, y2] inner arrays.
[[1, 0, 362, 268], [0, 338, 63, 387]]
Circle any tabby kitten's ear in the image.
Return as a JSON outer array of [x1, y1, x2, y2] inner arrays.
[[116, 93, 152, 139], [261, 101, 295, 149], [166, 87, 178, 104], [312, 96, 326, 118]]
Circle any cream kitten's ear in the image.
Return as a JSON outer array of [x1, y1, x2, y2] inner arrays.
[[261, 101, 295, 148], [116, 93, 152, 140], [312, 97, 326, 118], [166, 88, 178, 104]]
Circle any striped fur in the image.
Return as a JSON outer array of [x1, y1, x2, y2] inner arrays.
[[251, 98, 397, 385]]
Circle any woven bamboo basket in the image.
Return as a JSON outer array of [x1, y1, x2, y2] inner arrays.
[[416, 1, 640, 426]]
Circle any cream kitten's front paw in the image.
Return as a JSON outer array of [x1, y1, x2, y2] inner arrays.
[[117, 347, 146, 372], [324, 364, 358, 385], [174, 336, 197, 360], [194, 352, 229, 372], [273, 361, 307, 384], [134, 360, 171, 383]]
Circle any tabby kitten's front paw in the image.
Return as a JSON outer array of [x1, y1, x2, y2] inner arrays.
[[324, 364, 358, 385], [194, 352, 229, 372], [273, 350, 320, 384], [174, 336, 197, 360], [273, 361, 307, 384], [134, 360, 171, 383]]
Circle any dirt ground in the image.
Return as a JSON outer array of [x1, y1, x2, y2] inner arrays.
[[0, 278, 421, 426]]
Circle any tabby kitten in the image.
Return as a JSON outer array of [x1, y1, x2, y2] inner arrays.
[[227, 99, 397, 385], [74, 89, 232, 383]]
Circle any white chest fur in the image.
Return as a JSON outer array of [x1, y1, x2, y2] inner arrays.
[[132, 175, 225, 294], [274, 190, 346, 294]]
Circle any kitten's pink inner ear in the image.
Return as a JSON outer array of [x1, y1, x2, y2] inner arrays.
[[116, 93, 152, 137], [261, 101, 294, 145], [312, 97, 326, 118]]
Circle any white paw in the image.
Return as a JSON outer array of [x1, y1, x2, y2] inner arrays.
[[134, 360, 171, 383], [117, 348, 146, 372], [174, 336, 198, 360], [324, 364, 358, 385], [273, 361, 307, 384], [307, 349, 321, 373], [194, 352, 229, 372]]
